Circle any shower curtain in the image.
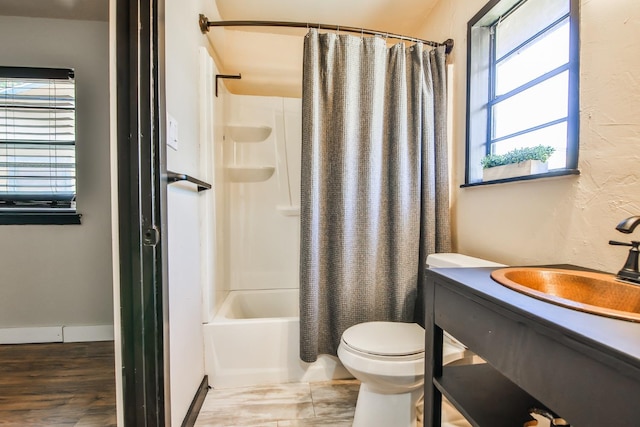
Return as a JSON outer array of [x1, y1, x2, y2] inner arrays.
[[300, 29, 451, 362]]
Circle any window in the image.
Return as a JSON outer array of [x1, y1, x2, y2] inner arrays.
[[465, 0, 580, 185], [0, 67, 80, 224]]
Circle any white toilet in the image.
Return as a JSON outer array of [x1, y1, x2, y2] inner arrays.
[[337, 253, 505, 427]]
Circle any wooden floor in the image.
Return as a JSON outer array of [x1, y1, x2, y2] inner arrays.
[[0, 341, 117, 426]]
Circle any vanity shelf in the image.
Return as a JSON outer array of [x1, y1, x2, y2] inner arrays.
[[435, 364, 547, 427], [225, 125, 272, 143], [225, 165, 275, 182]]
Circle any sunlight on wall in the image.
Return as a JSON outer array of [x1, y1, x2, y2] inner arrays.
[[417, 0, 640, 272]]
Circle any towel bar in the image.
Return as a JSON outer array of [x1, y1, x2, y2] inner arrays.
[[167, 171, 212, 192]]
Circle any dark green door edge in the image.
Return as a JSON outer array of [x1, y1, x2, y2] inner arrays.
[[116, 0, 170, 425]]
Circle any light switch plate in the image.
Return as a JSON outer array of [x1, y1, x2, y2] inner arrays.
[[167, 114, 178, 151]]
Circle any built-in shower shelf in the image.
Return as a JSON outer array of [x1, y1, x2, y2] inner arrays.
[[226, 165, 275, 182], [276, 205, 300, 216], [225, 125, 272, 142]]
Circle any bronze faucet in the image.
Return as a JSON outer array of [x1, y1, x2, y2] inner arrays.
[[609, 216, 640, 284]]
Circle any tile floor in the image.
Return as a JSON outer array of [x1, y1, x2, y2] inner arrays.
[[194, 380, 361, 427], [193, 376, 560, 427], [193, 379, 474, 427]]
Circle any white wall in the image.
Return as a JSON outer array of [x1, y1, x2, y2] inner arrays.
[[199, 49, 230, 324], [417, 0, 640, 272], [164, 0, 221, 424], [0, 16, 113, 336]]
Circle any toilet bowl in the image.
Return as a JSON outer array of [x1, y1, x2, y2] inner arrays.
[[338, 254, 506, 427], [338, 322, 482, 427], [337, 321, 425, 427]]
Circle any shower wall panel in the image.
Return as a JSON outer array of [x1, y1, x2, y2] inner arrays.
[[225, 95, 302, 291]]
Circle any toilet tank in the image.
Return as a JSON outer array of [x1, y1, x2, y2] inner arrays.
[[426, 253, 506, 268]]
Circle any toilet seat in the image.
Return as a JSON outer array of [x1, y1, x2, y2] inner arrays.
[[341, 321, 424, 359]]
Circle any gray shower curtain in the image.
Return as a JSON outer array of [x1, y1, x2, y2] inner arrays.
[[300, 29, 450, 362]]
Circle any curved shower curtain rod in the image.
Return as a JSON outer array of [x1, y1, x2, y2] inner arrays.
[[198, 14, 454, 54]]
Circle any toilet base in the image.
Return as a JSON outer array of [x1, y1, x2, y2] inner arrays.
[[352, 383, 424, 427]]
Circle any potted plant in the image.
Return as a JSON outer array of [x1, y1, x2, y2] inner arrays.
[[481, 145, 555, 181]]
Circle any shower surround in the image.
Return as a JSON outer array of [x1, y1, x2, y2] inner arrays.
[[203, 94, 349, 388]]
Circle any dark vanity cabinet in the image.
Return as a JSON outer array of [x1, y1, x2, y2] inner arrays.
[[423, 267, 640, 427]]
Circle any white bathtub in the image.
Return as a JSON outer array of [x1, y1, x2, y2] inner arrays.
[[203, 289, 351, 389]]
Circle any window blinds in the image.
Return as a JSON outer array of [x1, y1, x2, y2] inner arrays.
[[0, 67, 76, 210]]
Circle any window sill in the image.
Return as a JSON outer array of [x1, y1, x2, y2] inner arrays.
[[461, 168, 580, 188], [0, 212, 82, 225]]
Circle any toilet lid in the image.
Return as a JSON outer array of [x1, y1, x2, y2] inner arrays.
[[341, 321, 424, 356]]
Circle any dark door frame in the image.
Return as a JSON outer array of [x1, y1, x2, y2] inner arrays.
[[115, 0, 170, 424]]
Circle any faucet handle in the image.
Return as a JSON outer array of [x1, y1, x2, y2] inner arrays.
[[609, 240, 640, 248], [610, 241, 640, 284]]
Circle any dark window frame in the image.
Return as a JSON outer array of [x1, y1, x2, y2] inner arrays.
[[0, 66, 81, 224], [463, 0, 580, 187]]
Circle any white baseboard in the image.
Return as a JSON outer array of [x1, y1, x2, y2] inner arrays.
[[0, 326, 63, 344], [63, 325, 115, 342], [0, 325, 114, 344]]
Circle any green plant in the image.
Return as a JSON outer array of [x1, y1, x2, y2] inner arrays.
[[481, 145, 555, 169]]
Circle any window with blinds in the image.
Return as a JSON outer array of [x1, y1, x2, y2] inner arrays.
[[0, 67, 76, 212]]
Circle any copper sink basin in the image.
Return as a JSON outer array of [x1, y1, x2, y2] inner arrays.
[[491, 268, 640, 322]]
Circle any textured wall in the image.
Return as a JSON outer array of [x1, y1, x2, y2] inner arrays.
[[416, 0, 640, 272]]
